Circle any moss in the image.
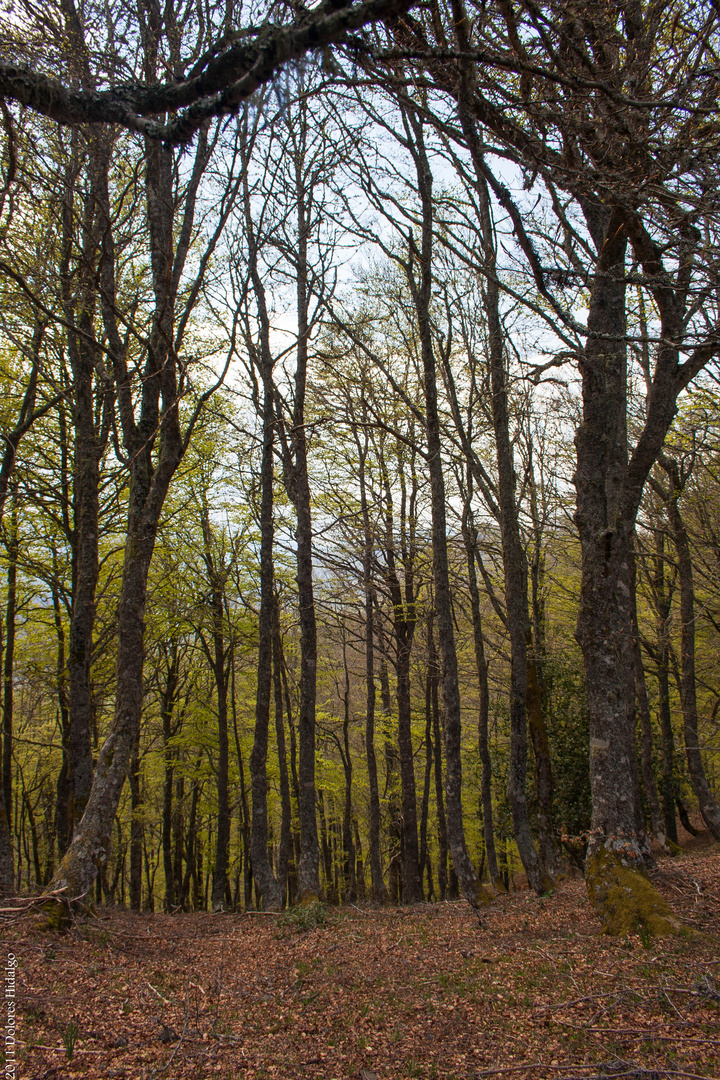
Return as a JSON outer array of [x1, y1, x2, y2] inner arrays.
[[475, 883, 493, 907], [299, 891, 321, 906], [667, 840, 683, 857], [37, 898, 72, 933], [586, 849, 684, 937]]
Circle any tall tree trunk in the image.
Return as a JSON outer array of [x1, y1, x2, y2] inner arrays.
[[161, 646, 180, 911], [129, 743, 142, 911], [405, 105, 490, 908], [447, 65, 544, 893], [2, 490, 17, 833], [340, 635, 356, 901], [573, 205, 664, 932], [630, 547, 667, 849], [248, 392, 280, 908], [354, 416, 387, 901], [432, 661, 448, 901], [273, 595, 292, 905], [462, 506, 502, 889], [51, 567, 72, 858], [59, 132, 113, 842], [43, 92, 226, 916], [419, 615, 436, 896], [210, 599, 230, 911], [661, 458, 720, 839], [377, 450, 421, 901], [651, 531, 678, 843]]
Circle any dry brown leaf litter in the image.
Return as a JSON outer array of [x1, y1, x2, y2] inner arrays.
[[1, 849, 718, 1080]]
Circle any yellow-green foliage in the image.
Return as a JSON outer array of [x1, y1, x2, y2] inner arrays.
[[586, 849, 684, 937]]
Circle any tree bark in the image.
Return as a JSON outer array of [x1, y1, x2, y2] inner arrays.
[[462, 506, 502, 889], [129, 743, 142, 911], [630, 546, 667, 849], [2, 491, 17, 836], [354, 415, 387, 901], [44, 119, 217, 912], [446, 62, 545, 893], [660, 458, 720, 839]]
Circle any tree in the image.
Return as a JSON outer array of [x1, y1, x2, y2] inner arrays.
[[26, 0, 248, 913], [386, 0, 720, 931]]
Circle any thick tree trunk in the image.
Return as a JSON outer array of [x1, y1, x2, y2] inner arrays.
[[573, 207, 675, 934], [47, 515, 157, 906], [60, 134, 113, 843], [43, 116, 215, 916]]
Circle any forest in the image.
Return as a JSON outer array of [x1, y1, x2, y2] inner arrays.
[[0, 0, 719, 946]]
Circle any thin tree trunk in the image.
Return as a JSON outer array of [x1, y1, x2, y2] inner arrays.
[[404, 105, 490, 908], [448, 69, 544, 893], [651, 531, 678, 843], [462, 506, 502, 889], [354, 416, 387, 901], [340, 634, 356, 902], [630, 548, 667, 848], [419, 616, 435, 896], [249, 363, 282, 910], [51, 569, 72, 858], [661, 458, 720, 839], [2, 491, 17, 831], [161, 647, 180, 911], [211, 626, 230, 910], [273, 595, 292, 904], [129, 744, 142, 911]]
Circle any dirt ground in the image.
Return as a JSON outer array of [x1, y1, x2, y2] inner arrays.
[[1, 843, 719, 1080]]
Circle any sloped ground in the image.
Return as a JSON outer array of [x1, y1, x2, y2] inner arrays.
[[1, 847, 719, 1080]]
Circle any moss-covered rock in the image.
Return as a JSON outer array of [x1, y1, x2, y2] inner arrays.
[[586, 848, 685, 937]]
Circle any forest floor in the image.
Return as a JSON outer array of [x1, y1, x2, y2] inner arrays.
[[2, 841, 719, 1080]]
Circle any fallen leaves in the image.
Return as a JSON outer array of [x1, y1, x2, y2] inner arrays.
[[0, 849, 718, 1079]]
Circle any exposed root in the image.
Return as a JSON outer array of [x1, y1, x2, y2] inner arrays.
[[586, 849, 690, 937], [37, 891, 95, 933]]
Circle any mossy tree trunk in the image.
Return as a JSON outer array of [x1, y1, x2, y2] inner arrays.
[[574, 200, 707, 934]]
